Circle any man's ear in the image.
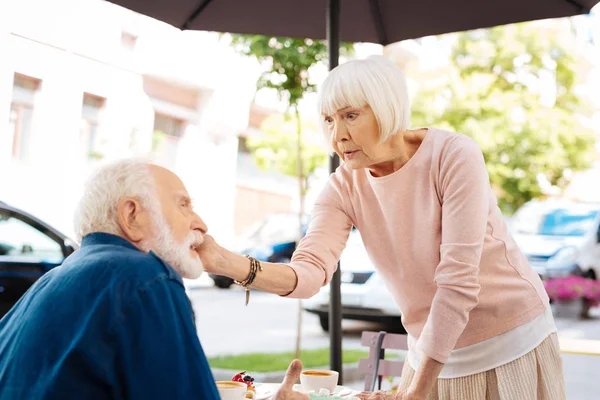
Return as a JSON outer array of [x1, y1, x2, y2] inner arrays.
[[116, 197, 147, 243]]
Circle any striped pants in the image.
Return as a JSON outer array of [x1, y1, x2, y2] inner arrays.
[[398, 333, 566, 399]]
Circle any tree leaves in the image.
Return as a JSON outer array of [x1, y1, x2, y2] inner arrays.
[[230, 34, 353, 182], [411, 22, 596, 214]]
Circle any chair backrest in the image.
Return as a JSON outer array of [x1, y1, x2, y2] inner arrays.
[[358, 331, 408, 392]]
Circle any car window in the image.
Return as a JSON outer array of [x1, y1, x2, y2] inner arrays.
[[512, 203, 600, 237], [539, 209, 599, 237], [0, 212, 63, 263], [247, 214, 309, 244]]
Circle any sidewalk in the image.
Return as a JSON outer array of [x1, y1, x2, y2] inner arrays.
[[555, 308, 600, 399]]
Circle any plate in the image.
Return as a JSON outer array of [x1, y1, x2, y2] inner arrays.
[[254, 383, 275, 400], [293, 384, 357, 397]]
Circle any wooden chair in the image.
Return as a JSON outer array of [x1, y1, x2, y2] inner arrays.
[[358, 331, 408, 392]]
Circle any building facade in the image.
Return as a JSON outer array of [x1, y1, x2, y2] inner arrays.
[[0, 0, 261, 245]]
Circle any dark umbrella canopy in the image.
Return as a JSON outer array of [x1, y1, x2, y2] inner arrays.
[[110, 0, 597, 44]]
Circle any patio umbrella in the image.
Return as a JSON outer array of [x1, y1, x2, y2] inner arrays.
[[107, 0, 599, 382], [109, 0, 598, 45]]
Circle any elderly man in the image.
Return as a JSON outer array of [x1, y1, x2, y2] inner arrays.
[[0, 159, 307, 400]]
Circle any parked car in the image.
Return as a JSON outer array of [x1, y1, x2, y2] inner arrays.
[[209, 213, 308, 289], [303, 229, 404, 333], [510, 199, 600, 280], [0, 201, 77, 318]]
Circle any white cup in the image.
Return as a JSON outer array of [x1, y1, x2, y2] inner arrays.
[[216, 381, 256, 400], [300, 370, 339, 393]]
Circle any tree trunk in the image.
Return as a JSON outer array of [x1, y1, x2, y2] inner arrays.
[[294, 107, 305, 359]]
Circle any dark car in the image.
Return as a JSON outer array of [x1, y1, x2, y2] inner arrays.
[[0, 201, 78, 318], [209, 213, 308, 289]]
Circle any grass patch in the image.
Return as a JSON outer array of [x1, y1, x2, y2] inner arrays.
[[208, 348, 406, 373]]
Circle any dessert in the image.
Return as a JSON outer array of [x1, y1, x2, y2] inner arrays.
[[232, 371, 256, 398]]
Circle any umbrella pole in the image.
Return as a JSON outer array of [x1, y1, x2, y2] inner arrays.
[[327, 0, 343, 384]]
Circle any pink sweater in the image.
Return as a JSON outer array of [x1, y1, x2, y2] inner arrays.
[[287, 128, 549, 364]]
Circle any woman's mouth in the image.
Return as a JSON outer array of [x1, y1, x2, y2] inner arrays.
[[344, 150, 358, 160]]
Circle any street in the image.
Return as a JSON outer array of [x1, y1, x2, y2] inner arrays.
[[188, 276, 375, 357], [189, 277, 600, 399]]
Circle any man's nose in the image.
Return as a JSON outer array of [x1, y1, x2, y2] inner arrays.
[[191, 213, 208, 234]]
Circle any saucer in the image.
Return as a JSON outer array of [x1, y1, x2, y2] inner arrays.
[[293, 384, 356, 397]]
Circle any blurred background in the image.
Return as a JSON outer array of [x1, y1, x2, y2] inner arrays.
[[1, 0, 600, 397]]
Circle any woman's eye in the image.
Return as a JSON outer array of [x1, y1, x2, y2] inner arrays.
[[346, 113, 357, 120]]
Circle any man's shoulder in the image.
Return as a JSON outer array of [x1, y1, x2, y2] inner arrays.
[[68, 243, 180, 289], [63, 244, 187, 323]]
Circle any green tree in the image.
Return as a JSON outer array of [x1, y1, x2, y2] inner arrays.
[[230, 34, 353, 358], [411, 21, 596, 214], [247, 115, 328, 200]]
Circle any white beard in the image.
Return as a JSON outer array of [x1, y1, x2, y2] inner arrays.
[[142, 211, 205, 279]]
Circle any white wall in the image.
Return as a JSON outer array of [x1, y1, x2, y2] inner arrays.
[[0, 0, 259, 246]]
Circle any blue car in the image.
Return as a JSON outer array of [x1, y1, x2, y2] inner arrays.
[[210, 213, 308, 289], [0, 201, 77, 318]]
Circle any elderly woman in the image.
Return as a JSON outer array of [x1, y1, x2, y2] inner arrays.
[[198, 56, 564, 399]]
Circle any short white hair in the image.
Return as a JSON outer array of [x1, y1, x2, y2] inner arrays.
[[318, 55, 411, 151], [73, 158, 157, 242]]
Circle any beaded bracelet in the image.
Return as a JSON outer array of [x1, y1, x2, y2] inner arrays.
[[233, 255, 263, 306]]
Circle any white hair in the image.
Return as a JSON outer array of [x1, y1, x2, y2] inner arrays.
[[73, 158, 157, 242], [74, 158, 204, 279], [318, 55, 411, 152]]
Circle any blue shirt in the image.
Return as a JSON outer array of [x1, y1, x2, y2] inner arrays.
[[0, 233, 220, 400]]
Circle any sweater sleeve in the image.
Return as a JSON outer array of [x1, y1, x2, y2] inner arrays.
[[284, 177, 354, 299], [416, 136, 489, 363]]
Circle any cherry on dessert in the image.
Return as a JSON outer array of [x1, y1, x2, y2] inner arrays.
[[232, 372, 246, 382]]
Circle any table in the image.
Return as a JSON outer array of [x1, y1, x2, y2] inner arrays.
[[559, 337, 600, 356]]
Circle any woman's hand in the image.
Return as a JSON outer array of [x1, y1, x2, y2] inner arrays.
[[355, 390, 398, 400], [195, 234, 227, 275], [355, 389, 426, 400], [195, 236, 299, 296]]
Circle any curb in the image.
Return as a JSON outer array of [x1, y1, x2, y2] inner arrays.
[[212, 362, 364, 384]]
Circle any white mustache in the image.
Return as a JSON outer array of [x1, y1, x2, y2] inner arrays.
[[187, 231, 204, 251]]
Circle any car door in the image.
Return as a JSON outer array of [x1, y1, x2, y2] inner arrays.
[[0, 208, 71, 317]]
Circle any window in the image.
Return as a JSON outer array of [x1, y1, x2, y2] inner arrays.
[[152, 113, 184, 168], [9, 74, 40, 161], [245, 213, 309, 244], [237, 135, 251, 154], [80, 93, 105, 160], [513, 204, 600, 237], [120, 31, 138, 65], [0, 212, 63, 263], [539, 209, 599, 237], [120, 31, 138, 53]]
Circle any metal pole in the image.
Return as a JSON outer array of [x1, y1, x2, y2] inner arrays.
[[327, 0, 343, 384]]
